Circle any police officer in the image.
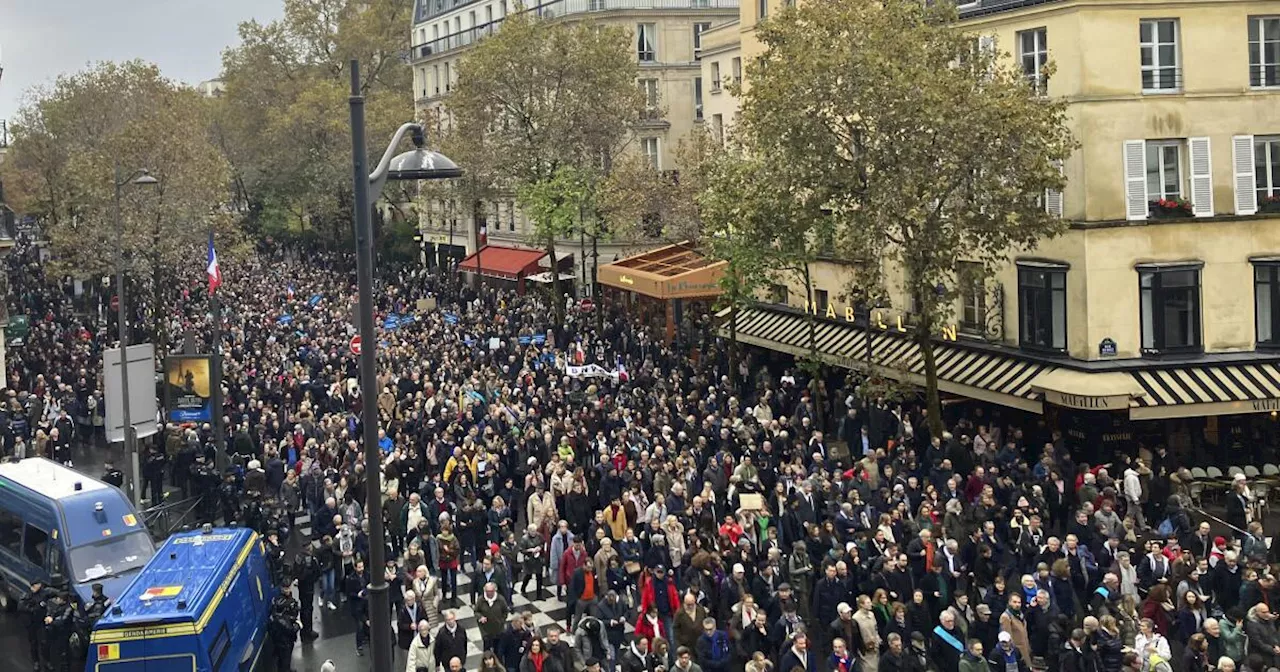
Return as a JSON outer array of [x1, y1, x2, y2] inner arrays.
[[218, 470, 240, 524], [294, 547, 321, 641], [19, 579, 52, 671], [43, 590, 76, 672], [83, 583, 110, 630], [189, 454, 217, 522], [264, 530, 286, 585], [143, 445, 168, 504], [268, 581, 301, 672], [100, 463, 124, 489]]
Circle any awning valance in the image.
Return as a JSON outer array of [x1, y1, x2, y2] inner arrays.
[[598, 242, 725, 300], [724, 305, 1051, 413], [1129, 363, 1280, 419], [457, 246, 547, 280]]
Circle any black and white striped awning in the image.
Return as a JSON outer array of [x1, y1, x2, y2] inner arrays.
[[724, 305, 1055, 413], [1129, 363, 1280, 419]]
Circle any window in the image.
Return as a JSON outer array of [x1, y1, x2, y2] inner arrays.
[[638, 79, 659, 109], [712, 114, 724, 144], [643, 138, 660, 169], [1139, 266, 1202, 354], [444, 62, 451, 92], [770, 284, 789, 305], [1250, 17, 1280, 87], [22, 525, 47, 568], [694, 78, 704, 120], [693, 23, 711, 60], [1018, 266, 1067, 352], [711, 62, 722, 91], [1140, 19, 1181, 92], [731, 57, 742, 83], [0, 510, 21, 555], [1256, 263, 1280, 347], [758, 0, 768, 20], [589, 0, 606, 9], [1017, 28, 1048, 95], [433, 65, 440, 95], [1257, 136, 1280, 204], [637, 24, 656, 62], [958, 262, 986, 333], [814, 289, 829, 313], [209, 624, 231, 672], [508, 201, 517, 231], [1145, 140, 1184, 201]]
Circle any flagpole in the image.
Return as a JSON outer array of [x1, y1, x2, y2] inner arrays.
[[209, 229, 227, 472]]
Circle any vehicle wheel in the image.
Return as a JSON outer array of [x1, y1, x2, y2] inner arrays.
[[0, 583, 13, 612]]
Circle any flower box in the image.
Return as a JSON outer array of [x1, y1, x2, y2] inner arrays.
[[1262, 197, 1280, 214], [1150, 198, 1194, 219]]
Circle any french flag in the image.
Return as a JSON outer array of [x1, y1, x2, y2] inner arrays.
[[206, 232, 222, 295]]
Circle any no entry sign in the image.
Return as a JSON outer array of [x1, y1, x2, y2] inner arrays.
[[349, 335, 362, 356]]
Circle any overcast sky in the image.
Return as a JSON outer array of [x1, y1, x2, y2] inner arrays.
[[0, 0, 284, 123]]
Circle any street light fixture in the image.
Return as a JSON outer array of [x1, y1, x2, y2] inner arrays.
[[348, 59, 462, 672], [113, 165, 157, 506]]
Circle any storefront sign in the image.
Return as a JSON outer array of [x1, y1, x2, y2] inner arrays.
[[619, 275, 635, 286], [1043, 389, 1129, 411], [803, 300, 958, 342], [1099, 338, 1117, 358], [1252, 399, 1280, 411]]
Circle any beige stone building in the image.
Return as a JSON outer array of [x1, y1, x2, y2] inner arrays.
[[409, 0, 738, 278], [706, 0, 1280, 462]]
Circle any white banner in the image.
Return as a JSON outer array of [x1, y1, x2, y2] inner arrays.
[[565, 363, 617, 380]]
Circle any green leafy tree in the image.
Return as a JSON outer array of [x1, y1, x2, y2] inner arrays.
[[1, 61, 237, 353], [444, 10, 646, 329], [734, 0, 1076, 437], [215, 0, 414, 243]]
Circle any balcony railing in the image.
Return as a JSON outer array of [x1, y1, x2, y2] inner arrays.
[[412, 0, 739, 61]]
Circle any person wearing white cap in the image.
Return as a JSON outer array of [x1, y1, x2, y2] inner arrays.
[[989, 631, 1029, 672], [1227, 473, 1252, 535]]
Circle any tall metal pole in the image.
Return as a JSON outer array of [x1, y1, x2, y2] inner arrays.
[[349, 60, 393, 672], [210, 226, 227, 472], [113, 162, 140, 506]]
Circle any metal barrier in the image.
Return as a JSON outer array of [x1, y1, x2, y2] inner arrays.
[[139, 493, 208, 540]]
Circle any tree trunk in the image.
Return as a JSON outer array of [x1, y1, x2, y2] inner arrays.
[[915, 306, 945, 440], [802, 262, 824, 433], [548, 237, 564, 331]]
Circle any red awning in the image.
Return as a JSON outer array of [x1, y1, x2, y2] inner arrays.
[[456, 245, 547, 280]]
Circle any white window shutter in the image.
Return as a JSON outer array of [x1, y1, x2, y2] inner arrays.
[[978, 35, 995, 53], [1189, 137, 1214, 217], [1123, 140, 1148, 221], [1045, 160, 1064, 217], [1233, 135, 1258, 215]]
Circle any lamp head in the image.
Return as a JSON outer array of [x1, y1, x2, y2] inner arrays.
[[132, 171, 159, 187], [387, 148, 463, 182]]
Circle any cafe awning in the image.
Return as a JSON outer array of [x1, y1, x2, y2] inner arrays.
[[1128, 362, 1280, 419], [723, 305, 1051, 413], [456, 245, 547, 280], [598, 242, 725, 300]]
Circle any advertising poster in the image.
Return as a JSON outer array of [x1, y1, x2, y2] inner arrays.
[[165, 355, 213, 423]]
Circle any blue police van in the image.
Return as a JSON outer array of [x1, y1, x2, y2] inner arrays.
[[87, 526, 277, 672], [0, 458, 155, 610]]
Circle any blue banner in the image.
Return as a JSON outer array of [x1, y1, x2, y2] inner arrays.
[[518, 335, 532, 345], [383, 314, 402, 330], [532, 334, 547, 345], [443, 313, 459, 325], [308, 294, 323, 307], [277, 314, 293, 325], [463, 337, 476, 346]]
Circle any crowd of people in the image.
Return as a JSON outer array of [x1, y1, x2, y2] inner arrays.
[[2, 234, 1279, 672]]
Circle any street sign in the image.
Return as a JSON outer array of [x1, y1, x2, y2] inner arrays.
[[350, 335, 362, 356], [579, 298, 595, 312], [110, 295, 120, 312]]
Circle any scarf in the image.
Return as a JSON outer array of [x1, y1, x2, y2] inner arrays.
[[924, 542, 935, 573], [531, 652, 546, 672]]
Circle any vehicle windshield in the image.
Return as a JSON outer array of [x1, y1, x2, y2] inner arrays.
[[69, 532, 155, 583]]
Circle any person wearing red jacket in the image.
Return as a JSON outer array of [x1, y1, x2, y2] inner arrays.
[[639, 565, 680, 652], [559, 538, 590, 595]]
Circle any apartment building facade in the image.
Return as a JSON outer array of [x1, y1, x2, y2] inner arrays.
[[709, 0, 1280, 463], [409, 0, 738, 273]]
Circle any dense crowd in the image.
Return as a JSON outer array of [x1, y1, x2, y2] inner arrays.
[[3, 235, 1279, 672]]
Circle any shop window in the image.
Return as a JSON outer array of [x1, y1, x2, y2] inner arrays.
[[1255, 263, 1280, 347], [958, 261, 985, 333], [1017, 265, 1067, 353], [1139, 265, 1202, 354], [814, 289, 829, 313]]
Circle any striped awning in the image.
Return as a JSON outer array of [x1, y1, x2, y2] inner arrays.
[[724, 306, 1054, 413], [1129, 363, 1280, 419]]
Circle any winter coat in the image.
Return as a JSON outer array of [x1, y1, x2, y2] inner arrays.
[[406, 632, 433, 672]]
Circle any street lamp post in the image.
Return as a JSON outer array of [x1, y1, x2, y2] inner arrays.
[[348, 59, 461, 672], [113, 163, 158, 506]]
